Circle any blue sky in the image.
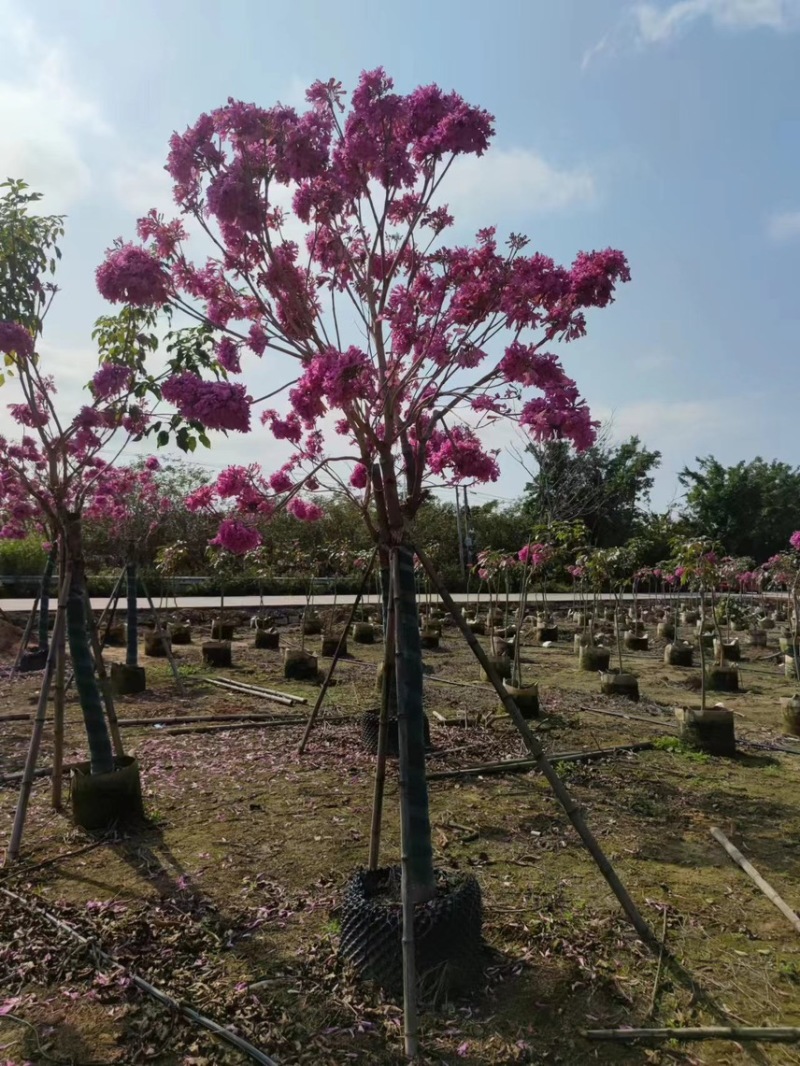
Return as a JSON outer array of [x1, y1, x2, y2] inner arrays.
[[1, 0, 798, 510]]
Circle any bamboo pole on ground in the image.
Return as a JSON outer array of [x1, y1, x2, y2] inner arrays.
[[298, 545, 378, 755], [83, 589, 124, 758], [584, 1026, 800, 1044], [415, 542, 658, 951], [426, 742, 655, 781], [5, 564, 71, 864], [710, 827, 800, 933]]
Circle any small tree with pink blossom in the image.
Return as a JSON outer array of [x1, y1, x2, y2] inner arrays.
[[96, 71, 630, 1038], [0, 183, 159, 850]]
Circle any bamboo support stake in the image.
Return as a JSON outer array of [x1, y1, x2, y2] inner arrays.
[[584, 1026, 800, 1044], [210, 676, 305, 702], [51, 609, 67, 809], [427, 743, 655, 781], [9, 593, 40, 679], [5, 565, 71, 864], [0, 886, 280, 1066], [415, 542, 658, 951], [83, 589, 124, 759], [298, 545, 378, 755], [710, 827, 800, 933], [369, 563, 394, 869], [140, 579, 185, 695], [390, 546, 420, 1064], [203, 677, 297, 706]]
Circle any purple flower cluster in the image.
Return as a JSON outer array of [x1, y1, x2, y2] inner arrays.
[[161, 372, 251, 433]]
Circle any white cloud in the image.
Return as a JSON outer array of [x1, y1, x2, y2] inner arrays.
[[634, 0, 799, 43], [584, 0, 800, 64], [0, 4, 109, 210], [767, 210, 800, 242], [444, 148, 596, 224]]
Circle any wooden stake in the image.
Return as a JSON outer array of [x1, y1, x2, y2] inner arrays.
[[83, 588, 124, 759], [140, 579, 185, 695], [391, 546, 420, 1063], [427, 743, 654, 780], [9, 592, 40, 679], [5, 564, 71, 864], [51, 603, 67, 810], [298, 545, 378, 755], [710, 826, 800, 933], [369, 562, 393, 870], [415, 542, 658, 952], [204, 677, 298, 706], [584, 1026, 800, 1044]]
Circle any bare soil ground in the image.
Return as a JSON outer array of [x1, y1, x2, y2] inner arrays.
[[1, 607, 799, 1065]]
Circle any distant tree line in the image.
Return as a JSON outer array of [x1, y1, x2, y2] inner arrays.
[[2, 438, 799, 596]]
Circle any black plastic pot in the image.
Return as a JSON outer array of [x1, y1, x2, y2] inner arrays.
[[169, 623, 192, 645], [360, 709, 431, 756], [420, 628, 440, 649], [202, 640, 232, 667], [104, 623, 126, 647], [321, 635, 346, 657], [144, 632, 171, 658], [707, 666, 739, 693], [675, 706, 736, 756], [18, 648, 48, 673], [339, 866, 483, 994], [664, 643, 694, 667], [211, 620, 235, 641], [600, 671, 639, 702], [536, 626, 558, 643], [352, 621, 375, 644], [503, 681, 540, 719], [284, 648, 318, 681], [71, 755, 145, 831], [110, 662, 146, 695], [302, 615, 323, 636], [623, 632, 649, 652], [255, 628, 280, 650], [578, 646, 611, 672]]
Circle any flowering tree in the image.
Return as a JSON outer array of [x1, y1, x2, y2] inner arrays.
[[84, 459, 173, 674], [96, 71, 630, 911], [0, 181, 157, 780]]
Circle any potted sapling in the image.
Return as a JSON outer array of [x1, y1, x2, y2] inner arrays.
[[503, 543, 540, 717], [589, 547, 640, 700]]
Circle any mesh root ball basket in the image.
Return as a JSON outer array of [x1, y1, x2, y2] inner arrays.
[[339, 866, 484, 994], [360, 709, 431, 757]]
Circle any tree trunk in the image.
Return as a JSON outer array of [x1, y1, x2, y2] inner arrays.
[[126, 559, 138, 668], [391, 543, 436, 903], [37, 543, 57, 653], [65, 514, 114, 776]]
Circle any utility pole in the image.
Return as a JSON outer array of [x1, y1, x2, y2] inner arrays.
[[454, 489, 466, 581], [462, 487, 475, 569]]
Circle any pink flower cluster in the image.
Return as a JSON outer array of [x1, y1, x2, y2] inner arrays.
[[211, 519, 262, 554], [518, 543, 553, 569], [0, 322, 33, 360], [427, 426, 499, 484], [161, 372, 252, 433], [92, 363, 134, 400], [96, 243, 171, 306]]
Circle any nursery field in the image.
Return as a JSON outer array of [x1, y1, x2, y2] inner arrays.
[[2, 607, 800, 1066]]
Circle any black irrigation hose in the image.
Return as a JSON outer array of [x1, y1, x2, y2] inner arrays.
[[0, 886, 279, 1066]]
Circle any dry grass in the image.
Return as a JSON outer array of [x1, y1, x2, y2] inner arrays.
[[1, 608, 799, 1064]]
